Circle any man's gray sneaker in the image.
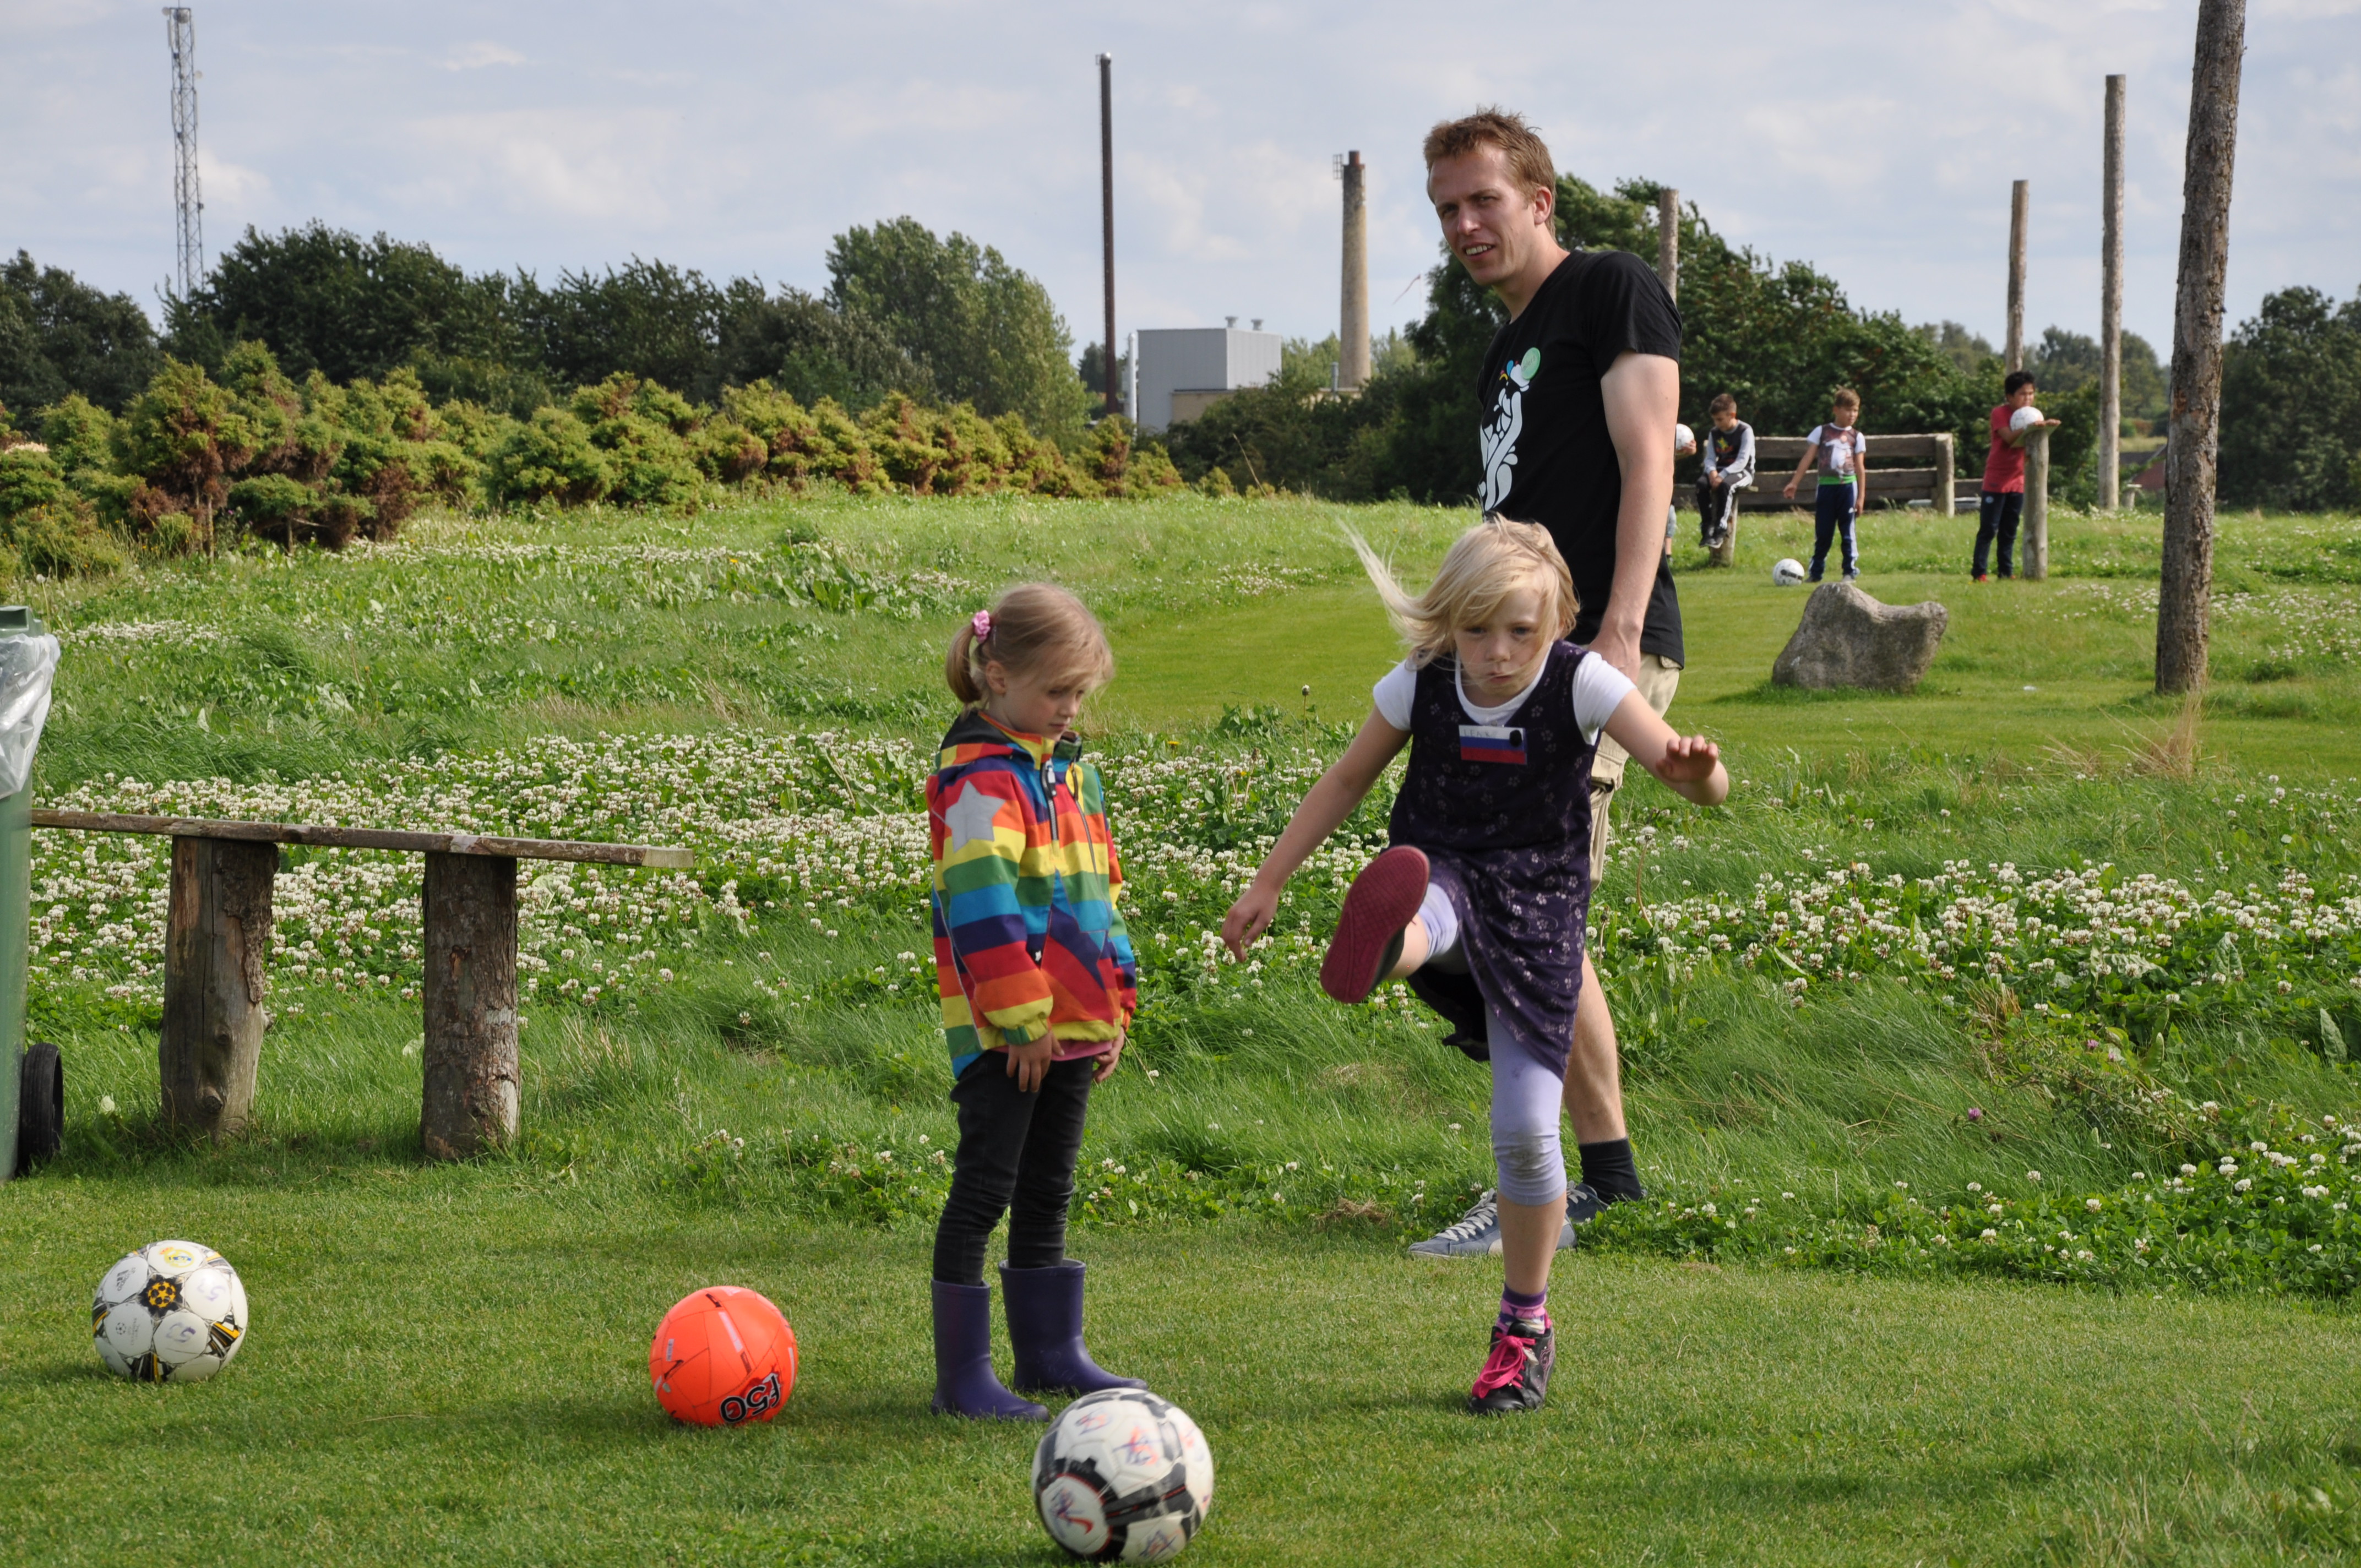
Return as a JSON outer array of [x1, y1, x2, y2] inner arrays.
[[1409, 1186, 1600, 1256], [1409, 1190, 1500, 1257]]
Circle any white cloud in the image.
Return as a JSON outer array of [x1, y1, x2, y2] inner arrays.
[[441, 41, 525, 72]]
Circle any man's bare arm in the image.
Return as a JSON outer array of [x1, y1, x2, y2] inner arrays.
[[1595, 350, 1679, 678]]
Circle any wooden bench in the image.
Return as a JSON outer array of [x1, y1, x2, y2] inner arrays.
[[31, 811, 692, 1160], [1726, 433, 1960, 513]]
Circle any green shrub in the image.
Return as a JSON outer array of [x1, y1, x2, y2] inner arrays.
[[487, 407, 612, 507], [114, 357, 257, 527], [36, 394, 114, 477], [0, 445, 72, 521]]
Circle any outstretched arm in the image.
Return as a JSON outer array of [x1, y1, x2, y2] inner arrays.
[[1598, 690, 1729, 806], [1221, 711, 1410, 958]]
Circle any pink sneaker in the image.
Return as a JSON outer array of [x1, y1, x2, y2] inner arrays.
[[1319, 846, 1429, 1004]]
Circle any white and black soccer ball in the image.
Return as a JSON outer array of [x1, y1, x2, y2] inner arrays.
[[93, 1240, 249, 1383], [1772, 557, 1809, 586], [1033, 1388, 1214, 1561]]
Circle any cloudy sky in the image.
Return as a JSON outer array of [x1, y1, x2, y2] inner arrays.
[[7, 0, 2358, 361]]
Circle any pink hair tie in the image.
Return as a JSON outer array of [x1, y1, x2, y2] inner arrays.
[[971, 609, 993, 641]]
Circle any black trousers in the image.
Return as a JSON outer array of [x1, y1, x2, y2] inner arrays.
[[1974, 489, 2023, 578], [1809, 482, 1859, 578], [1695, 477, 1740, 546], [932, 1053, 1095, 1287]]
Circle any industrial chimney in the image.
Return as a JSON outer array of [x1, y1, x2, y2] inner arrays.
[[1337, 151, 1369, 390]]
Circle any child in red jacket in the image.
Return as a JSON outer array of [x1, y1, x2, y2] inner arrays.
[[926, 582, 1143, 1420]]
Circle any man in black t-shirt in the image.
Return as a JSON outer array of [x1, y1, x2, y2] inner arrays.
[[1408, 108, 1680, 1261]]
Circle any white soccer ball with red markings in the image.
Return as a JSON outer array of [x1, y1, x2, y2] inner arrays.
[[1032, 1388, 1214, 1561], [93, 1240, 250, 1383]]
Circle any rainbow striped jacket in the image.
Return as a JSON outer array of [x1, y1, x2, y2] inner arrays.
[[927, 711, 1138, 1076]]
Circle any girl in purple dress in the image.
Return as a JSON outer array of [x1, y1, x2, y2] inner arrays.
[[1221, 518, 1727, 1414]]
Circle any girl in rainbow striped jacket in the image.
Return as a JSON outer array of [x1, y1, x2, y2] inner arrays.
[[923, 581, 1144, 1422]]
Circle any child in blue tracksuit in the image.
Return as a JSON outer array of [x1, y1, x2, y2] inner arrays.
[[1780, 388, 1869, 580]]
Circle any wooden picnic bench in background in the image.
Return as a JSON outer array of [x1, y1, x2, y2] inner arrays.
[[1727, 433, 1961, 514], [30, 811, 692, 1160]]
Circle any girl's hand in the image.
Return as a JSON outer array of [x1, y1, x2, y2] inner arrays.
[[1222, 883, 1279, 961], [1653, 732, 1722, 783], [1003, 1036, 1055, 1093], [1092, 1032, 1125, 1084], [1781, 475, 1799, 498]]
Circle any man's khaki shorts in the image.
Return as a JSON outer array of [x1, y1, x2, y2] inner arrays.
[[1588, 653, 1682, 889]]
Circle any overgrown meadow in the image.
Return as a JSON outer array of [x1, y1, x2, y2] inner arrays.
[[11, 492, 2361, 1564]]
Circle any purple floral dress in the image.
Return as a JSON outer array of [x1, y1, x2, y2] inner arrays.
[[1393, 642, 1598, 1076]]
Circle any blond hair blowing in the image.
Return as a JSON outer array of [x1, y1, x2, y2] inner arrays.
[[1346, 518, 1577, 668], [944, 581, 1116, 708]]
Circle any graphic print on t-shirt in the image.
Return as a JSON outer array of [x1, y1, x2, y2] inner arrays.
[[1478, 348, 1542, 512]]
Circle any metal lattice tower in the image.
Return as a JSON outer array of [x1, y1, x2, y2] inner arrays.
[[163, 7, 204, 298]]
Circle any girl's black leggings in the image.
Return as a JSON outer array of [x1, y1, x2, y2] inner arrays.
[[932, 1053, 1095, 1287]]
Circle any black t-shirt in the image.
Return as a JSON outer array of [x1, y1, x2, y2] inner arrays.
[[1473, 249, 1685, 662]]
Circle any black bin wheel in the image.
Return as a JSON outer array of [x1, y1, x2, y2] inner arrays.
[[17, 1040, 61, 1175]]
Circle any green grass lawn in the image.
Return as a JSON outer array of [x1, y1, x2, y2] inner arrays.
[[6, 492, 2361, 1565], [12, 1196, 2361, 1566]]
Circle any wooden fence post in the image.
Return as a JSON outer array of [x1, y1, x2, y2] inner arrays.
[[160, 837, 275, 1139], [421, 852, 519, 1160], [1931, 433, 1956, 520], [2023, 426, 2052, 580]]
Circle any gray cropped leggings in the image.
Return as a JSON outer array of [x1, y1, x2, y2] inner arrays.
[[1418, 884, 1569, 1207]]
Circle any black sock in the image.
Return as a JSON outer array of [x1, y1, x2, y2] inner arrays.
[[1578, 1139, 1644, 1204]]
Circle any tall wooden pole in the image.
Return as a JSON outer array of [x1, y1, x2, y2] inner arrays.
[[2156, 0, 2245, 695], [2101, 74, 2127, 510], [1656, 188, 1680, 301], [2005, 180, 2029, 372], [1098, 53, 1119, 418]]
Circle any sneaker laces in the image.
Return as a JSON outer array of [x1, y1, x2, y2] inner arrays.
[[1428, 1191, 1496, 1243], [1471, 1331, 1533, 1400]]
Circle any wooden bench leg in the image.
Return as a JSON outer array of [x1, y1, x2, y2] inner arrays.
[[161, 836, 275, 1140], [421, 852, 519, 1160]]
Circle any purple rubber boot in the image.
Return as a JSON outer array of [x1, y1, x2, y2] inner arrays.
[[1003, 1261, 1147, 1397], [931, 1279, 1048, 1421]]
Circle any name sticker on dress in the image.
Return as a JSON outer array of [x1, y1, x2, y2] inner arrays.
[[1457, 724, 1527, 765]]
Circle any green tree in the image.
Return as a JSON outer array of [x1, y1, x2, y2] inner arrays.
[[2218, 285, 2361, 512], [520, 258, 723, 399], [826, 218, 1088, 441], [172, 224, 518, 384], [712, 282, 929, 412], [0, 252, 166, 413]]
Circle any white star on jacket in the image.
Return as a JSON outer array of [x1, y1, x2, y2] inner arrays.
[[940, 782, 1009, 851]]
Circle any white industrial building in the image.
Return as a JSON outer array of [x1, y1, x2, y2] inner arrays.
[[1127, 325, 1283, 434]]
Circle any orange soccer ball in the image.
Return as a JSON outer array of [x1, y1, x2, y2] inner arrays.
[[648, 1286, 798, 1427]]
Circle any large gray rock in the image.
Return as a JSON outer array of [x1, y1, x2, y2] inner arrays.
[[1771, 581, 1949, 692]]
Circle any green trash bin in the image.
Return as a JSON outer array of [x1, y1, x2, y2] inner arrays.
[[0, 605, 59, 1183]]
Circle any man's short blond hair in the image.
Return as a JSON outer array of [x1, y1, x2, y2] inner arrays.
[[1422, 108, 1557, 202]]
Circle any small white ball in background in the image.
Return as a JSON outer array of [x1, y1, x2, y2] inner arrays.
[[1772, 558, 1809, 587], [1673, 422, 1696, 455], [2009, 405, 2045, 432], [93, 1240, 250, 1383]]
